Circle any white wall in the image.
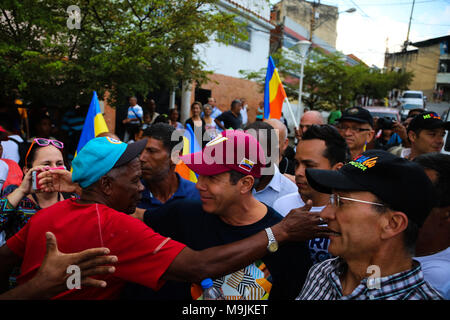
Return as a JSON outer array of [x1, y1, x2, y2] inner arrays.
[[229, 0, 271, 20], [196, 0, 273, 78]]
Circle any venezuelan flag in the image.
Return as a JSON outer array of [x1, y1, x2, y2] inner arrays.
[[263, 56, 287, 120], [175, 123, 201, 183], [75, 91, 109, 156]]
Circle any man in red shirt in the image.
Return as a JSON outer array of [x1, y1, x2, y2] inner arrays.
[[0, 136, 331, 299]]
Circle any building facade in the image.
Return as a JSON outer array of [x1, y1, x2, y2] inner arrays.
[[182, 0, 274, 123], [384, 35, 450, 102]]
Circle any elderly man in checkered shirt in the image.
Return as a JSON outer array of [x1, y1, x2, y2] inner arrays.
[[296, 150, 443, 300]]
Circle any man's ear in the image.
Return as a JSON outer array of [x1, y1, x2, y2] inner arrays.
[[99, 176, 114, 196], [240, 175, 255, 194], [408, 130, 417, 144], [331, 162, 344, 171], [367, 129, 375, 143], [380, 210, 409, 240]]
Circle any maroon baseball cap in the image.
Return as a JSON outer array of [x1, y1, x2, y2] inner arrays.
[[180, 130, 267, 178]]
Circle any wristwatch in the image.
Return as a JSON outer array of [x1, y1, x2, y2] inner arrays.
[[264, 227, 279, 253]]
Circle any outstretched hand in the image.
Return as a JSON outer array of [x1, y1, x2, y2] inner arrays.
[[276, 200, 333, 242], [31, 232, 117, 299], [38, 169, 81, 194]]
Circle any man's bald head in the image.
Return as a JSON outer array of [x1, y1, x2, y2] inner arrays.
[[264, 119, 289, 163], [265, 119, 287, 141], [300, 111, 324, 134]]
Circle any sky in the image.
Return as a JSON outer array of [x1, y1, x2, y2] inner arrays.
[[272, 0, 450, 68]]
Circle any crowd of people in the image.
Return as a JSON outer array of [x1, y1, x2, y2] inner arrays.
[[0, 95, 449, 301]]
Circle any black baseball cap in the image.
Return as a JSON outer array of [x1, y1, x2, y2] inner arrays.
[[338, 107, 374, 127], [407, 111, 450, 132], [305, 150, 435, 227]]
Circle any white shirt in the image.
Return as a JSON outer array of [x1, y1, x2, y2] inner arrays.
[[1, 135, 23, 164], [252, 165, 297, 208], [400, 148, 411, 159], [127, 105, 144, 124], [273, 192, 331, 264], [0, 159, 8, 191], [240, 105, 248, 126], [415, 247, 450, 299]]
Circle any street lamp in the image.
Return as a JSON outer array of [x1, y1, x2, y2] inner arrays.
[[295, 40, 311, 118]]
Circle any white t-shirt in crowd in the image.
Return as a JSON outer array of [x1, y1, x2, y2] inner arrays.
[[1, 135, 23, 164], [415, 247, 450, 299], [0, 159, 9, 191], [273, 192, 331, 264]]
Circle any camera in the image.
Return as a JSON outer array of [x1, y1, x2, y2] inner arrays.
[[377, 117, 394, 130]]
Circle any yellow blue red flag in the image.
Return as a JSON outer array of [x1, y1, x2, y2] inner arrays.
[[264, 56, 287, 120], [75, 91, 109, 155]]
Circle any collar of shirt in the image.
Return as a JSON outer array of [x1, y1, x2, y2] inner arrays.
[[253, 164, 282, 194], [141, 173, 188, 205], [327, 257, 432, 300]]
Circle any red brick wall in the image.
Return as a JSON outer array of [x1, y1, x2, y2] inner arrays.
[[191, 73, 264, 123]]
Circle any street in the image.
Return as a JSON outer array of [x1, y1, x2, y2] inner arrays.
[[427, 102, 450, 117]]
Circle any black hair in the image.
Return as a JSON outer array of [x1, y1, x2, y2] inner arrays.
[[407, 108, 425, 118], [191, 101, 202, 110], [142, 122, 181, 154], [231, 99, 241, 109], [153, 114, 169, 124], [228, 170, 259, 189], [301, 124, 351, 165], [414, 152, 450, 208]]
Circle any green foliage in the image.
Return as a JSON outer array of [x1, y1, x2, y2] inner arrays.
[[239, 48, 414, 111], [0, 0, 244, 108]]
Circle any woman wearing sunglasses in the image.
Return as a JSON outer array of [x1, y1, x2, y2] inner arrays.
[[0, 138, 78, 241]]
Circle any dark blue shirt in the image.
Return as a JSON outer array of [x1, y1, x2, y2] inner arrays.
[[137, 173, 200, 210]]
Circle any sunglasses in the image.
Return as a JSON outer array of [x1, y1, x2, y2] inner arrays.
[[25, 138, 64, 168]]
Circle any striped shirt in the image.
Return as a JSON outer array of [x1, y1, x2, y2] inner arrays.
[[296, 257, 444, 300]]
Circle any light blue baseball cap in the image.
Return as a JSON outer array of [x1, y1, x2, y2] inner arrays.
[[72, 137, 147, 188]]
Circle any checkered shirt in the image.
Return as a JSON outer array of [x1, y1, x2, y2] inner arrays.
[[296, 257, 444, 300]]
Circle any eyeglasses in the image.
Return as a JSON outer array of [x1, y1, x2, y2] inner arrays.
[[337, 125, 371, 133], [25, 138, 64, 168], [329, 194, 385, 207]]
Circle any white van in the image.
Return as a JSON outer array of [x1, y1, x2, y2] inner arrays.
[[399, 90, 425, 107], [399, 90, 426, 119]]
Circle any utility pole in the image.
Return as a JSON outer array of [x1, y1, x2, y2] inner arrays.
[[309, 0, 320, 41], [402, 0, 415, 73]]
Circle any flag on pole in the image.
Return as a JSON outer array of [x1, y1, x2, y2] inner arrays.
[[175, 124, 201, 183], [75, 91, 109, 157], [263, 56, 287, 120]]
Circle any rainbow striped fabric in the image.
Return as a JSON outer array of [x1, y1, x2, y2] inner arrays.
[[175, 123, 201, 183], [263, 56, 287, 120]]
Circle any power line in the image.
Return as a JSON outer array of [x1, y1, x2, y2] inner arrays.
[[348, 0, 372, 19], [354, 0, 437, 6]]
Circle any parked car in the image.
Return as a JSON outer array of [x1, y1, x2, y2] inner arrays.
[[364, 106, 401, 123], [399, 90, 425, 108], [400, 103, 426, 120]]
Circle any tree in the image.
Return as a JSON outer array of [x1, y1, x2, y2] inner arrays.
[[0, 0, 245, 108], [239, 47, 414, 111]]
